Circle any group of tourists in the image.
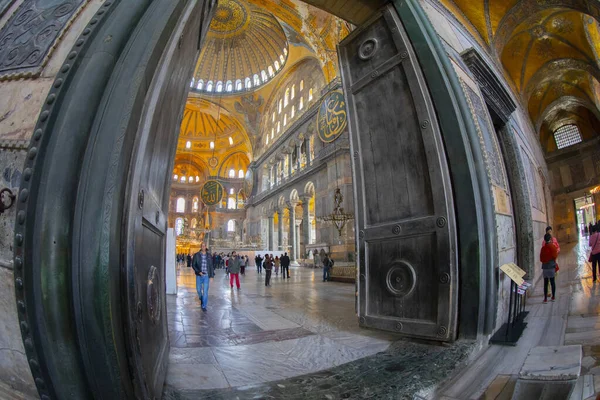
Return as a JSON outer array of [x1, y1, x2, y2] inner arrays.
[[254, 253, 291, 286]]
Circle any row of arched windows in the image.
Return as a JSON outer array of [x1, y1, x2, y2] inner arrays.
[[173, 169, 245, 183], [190, 50, 288, 94], [266, 80, 314, 146]]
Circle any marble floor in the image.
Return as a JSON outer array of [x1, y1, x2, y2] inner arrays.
[[164, 240, 600, 399], [165, 265, 399, 392]]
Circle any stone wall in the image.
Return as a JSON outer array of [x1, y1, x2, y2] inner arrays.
[[0, 1, 105, 395]]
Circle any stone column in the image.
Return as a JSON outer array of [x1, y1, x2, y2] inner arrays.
[[301, 195, 311, 254], [268, 215, 274, 251], [305, 138, 312, 165], [287, 202, 297, 261], [287, 153, 293, 176], [277, 208, 284, 251], [296, 145, 301, 171]]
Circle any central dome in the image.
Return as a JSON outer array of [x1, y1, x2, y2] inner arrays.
[[191, 0, 289, 94]]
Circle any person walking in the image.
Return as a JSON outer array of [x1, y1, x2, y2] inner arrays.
[[322, 253, 333, 282], [240, 255, 246, 275], [186, 253, 192, 269], [228, 251, 242, 290], [589, 225, 600, 282], [264, 255, 273, 286], [192, 243, 214, 311], [542, 226, 560, 297], [540, 233, 558, 303], [281, 252, 290, 279], [274, 256, 280, 276]]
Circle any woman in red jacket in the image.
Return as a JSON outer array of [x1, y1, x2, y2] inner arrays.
[[540, 233, 558, 303]]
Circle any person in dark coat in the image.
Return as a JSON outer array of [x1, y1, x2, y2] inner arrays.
[[280, 252, 290, 279], [264, 255, 273, 286], [186, 253, 192, 268], [255, 254, 263, 274], [192, 243, 214, 311]]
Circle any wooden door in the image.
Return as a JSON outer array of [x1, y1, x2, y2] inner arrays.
[[339, 5, 458, 341]]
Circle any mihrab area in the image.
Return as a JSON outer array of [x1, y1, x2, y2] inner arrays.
[[1, 0, 600, 399]]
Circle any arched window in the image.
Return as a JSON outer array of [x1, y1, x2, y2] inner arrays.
[[253, 74, 260, 86], [229, 168, 235, 178], [280, 54, 285, 64], [197, 79, 204, 90], [191, 218, 197, 229], [283, 48, 288, 56], [261, 70, 268, 82], [173, 174, 178, 180], [206, 81, 213, 92], [227, 219, 236, 232], [229, 188, 234, 195], [192, 197, 199, 212], [228, 197, 236, 209], [175, 218, 184, 236], [210, 141, 214, 149], [278, 99, 283, 114], [185, 141, 191, 149], [300, 80, 304, 91], [272, 112, 275, 122], [554, 124, 582, 149], [225, 80, 233, 92], [266, 136, 269, 145], [180, 176, 186, 183], [195, 176, 200, 182], [245, 77, 252, 89], [283, 114, 287, 126], [268, 66, 274, 77], [235, 79, 242, 91], [277, 121, 281, 133], [291, 85, 295, 100], [309, 88, 313, 101], [284, 88, 289, 107], [299, 97, 304, 110], [188, 176, 194, 182], [238, 169, 244, 178], [176, 197, 185, 213], [274, 61, 280, 71], [190, 78, 195, 88], [271, 128, 274, 138], [291, 105, 295, 119], [216, 81, 223, 92]]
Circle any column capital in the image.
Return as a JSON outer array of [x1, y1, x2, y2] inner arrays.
[[286, 201, 298, 210]]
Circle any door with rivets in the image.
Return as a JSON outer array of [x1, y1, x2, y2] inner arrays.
[[339, 5, 458, 341]]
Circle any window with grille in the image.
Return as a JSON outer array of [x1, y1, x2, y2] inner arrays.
[[554, 124, 582, 149]]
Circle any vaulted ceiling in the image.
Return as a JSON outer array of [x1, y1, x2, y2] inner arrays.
[[439, 0, 600, 152]]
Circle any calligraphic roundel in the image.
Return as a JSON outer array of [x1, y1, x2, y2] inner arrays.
[[200, 180, 224, 206], [317, 90, 348, 143]]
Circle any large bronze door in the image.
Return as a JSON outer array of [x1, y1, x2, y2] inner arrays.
[[339, 5, 458, 341]]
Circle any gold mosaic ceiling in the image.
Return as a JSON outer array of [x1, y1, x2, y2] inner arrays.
[[192, 0, 289, 93], [440, 0, 600, 152]]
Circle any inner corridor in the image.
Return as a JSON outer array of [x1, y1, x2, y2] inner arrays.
[[163, 243, 600, 399]]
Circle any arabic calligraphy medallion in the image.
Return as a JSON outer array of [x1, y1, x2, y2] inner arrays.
[[200, 180, 224, 206], [317, 90, 348, 143]]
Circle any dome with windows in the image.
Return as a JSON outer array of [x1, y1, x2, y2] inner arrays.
[[190, 0, 289, 95]]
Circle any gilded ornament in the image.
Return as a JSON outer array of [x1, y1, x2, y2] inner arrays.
[[317, 90, 348, 143], [200, 180, 224, 206]]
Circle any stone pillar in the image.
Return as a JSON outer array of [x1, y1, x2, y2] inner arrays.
[[288, 202, 297, 261], [268, 215, 274, 251], [288, 153, 293, 176], [296, 145, 301, 171], [277, 208, 284, 251], [301, 195, 311, 255], [305, 138, 312, 165]]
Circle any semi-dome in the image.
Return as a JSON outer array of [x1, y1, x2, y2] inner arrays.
[[191, 0, 289, 94]]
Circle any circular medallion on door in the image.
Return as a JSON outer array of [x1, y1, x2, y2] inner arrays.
[[385, 260, 416, 297], [147, 266, 161, 324]]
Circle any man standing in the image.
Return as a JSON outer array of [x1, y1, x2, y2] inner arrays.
[[255, 254, 263, 274], [280, 252, 290, 279], [229, 251, 242, 290], [186, 253, 192, 269], [192, 243, 214, 311], [323, 253, 333, 282], [264, 255, 273, 286]]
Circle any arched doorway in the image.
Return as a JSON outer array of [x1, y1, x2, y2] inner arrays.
[[12, 0, 496, 398]]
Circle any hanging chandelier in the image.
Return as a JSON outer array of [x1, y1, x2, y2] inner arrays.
[[319, 188, 353, 237]]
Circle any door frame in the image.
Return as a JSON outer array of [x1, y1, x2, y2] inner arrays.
[[12, 0, 498, 398]]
